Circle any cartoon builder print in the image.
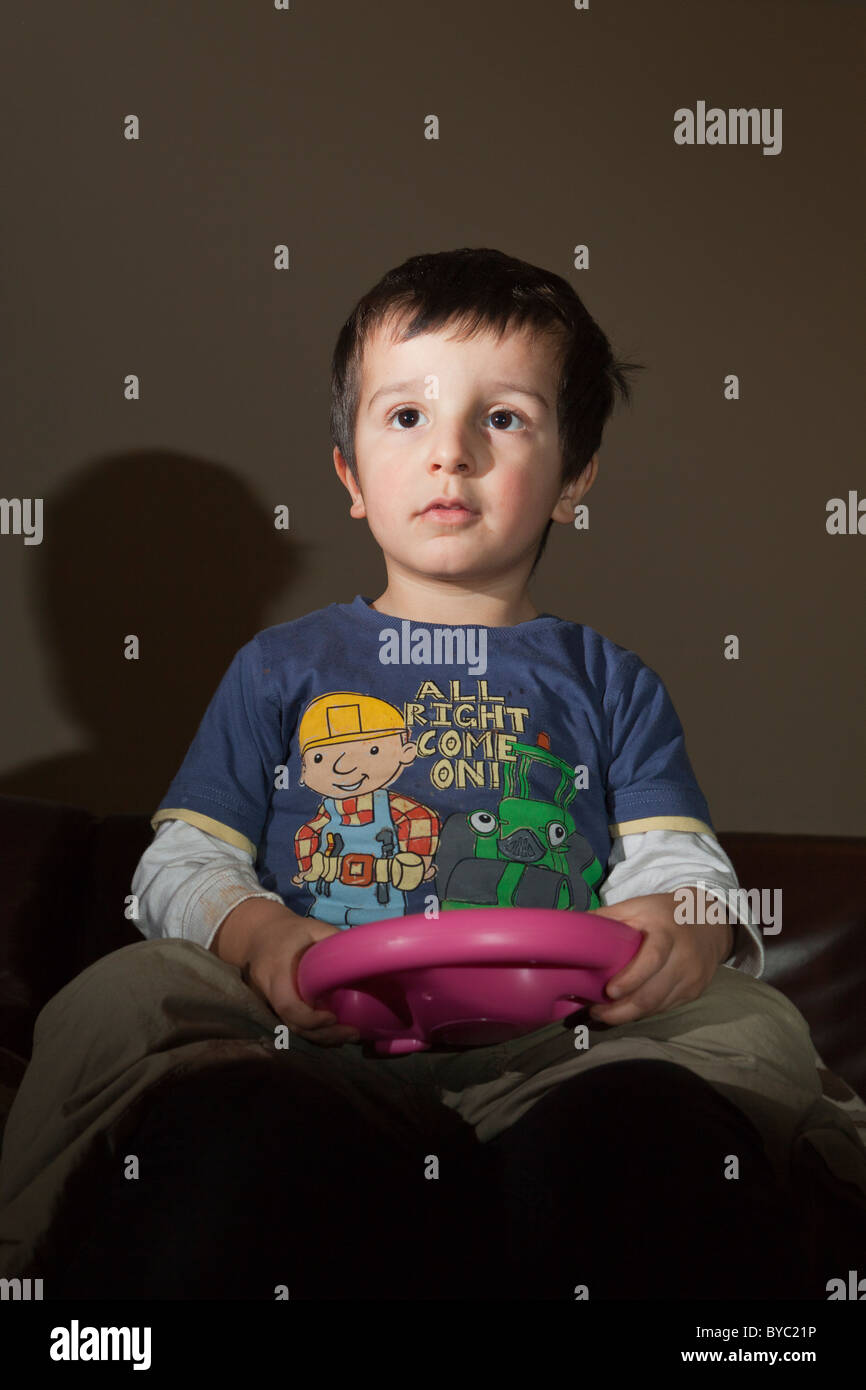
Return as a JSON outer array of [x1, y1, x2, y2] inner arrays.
[[292, 692, 440, 927]]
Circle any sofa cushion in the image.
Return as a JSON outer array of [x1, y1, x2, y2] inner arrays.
[[0, 795, 144, 1059], [718, 832, 866, 1097]]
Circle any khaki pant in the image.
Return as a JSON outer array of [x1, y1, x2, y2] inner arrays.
[[2, 937, 865, 1279]]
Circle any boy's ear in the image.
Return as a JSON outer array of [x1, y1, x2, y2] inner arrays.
[[333, 447, 367, 518], [550, 453, 599, 524]]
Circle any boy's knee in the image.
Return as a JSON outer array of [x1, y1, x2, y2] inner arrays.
[[32, 936, 241, 1044], [70, 935, 217, 994], [677, 967, 814, 1048]]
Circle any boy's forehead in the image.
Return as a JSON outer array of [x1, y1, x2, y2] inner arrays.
[[359, 319, 560, 400]]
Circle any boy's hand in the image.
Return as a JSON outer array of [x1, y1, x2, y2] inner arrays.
[[213, 900, 362, 1047], [588, 891, 733, 1025]]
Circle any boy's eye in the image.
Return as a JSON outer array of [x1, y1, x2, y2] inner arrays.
[[485, 409, 525, 431], [385, 407, 526, 431], [387, 408, 428, 430]]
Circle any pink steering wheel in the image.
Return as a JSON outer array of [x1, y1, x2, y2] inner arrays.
[[296, 907, 642, 1055]]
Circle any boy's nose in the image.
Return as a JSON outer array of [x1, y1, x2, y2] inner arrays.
[[425, 426, 479, 473], [429, 456, 475, 478]]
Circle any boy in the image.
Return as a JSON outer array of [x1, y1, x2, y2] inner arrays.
[[137, 247, 764, 1037], [2, 248, 865, 1300]]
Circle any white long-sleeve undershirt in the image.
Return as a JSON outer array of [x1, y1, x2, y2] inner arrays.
[[131, 819, 765, 977]]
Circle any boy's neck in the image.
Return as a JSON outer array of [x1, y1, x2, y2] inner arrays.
[[369, 573, 540, 628]]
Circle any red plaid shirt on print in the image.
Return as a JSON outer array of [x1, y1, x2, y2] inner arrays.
[[294, 791, 440, 872]]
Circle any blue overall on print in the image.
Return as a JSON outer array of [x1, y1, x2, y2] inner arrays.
[[305, 788, 407, 928]]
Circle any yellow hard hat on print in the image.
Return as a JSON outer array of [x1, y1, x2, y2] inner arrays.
[[298, 692, 406, 755]]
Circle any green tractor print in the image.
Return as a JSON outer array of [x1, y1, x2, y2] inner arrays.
[[434, 731, 604, 912]]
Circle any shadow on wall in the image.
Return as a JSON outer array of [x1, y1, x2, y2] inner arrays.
[[1, 449, 300, 816]]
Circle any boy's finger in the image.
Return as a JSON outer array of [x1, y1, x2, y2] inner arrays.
[[280, 999, 362, 1041], [603, 935, 672, 999], [590, 972, 678, 1023], [292, 1024, 361, 1047], [592, 904, 635, 921], [269, 997, 335, 1030], [289, 1007, 337, 1028]]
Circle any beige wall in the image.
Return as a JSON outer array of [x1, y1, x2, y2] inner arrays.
[[2, 1, 863, 833]]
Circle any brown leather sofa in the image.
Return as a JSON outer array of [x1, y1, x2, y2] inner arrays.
[[1, 792, 865, 1132]]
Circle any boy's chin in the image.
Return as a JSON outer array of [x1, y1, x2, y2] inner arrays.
[[391, 554, 492, 582], [392, 537, 499, 570]]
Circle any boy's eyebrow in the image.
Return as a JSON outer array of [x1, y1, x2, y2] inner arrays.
[[366, 379, 549, 411]]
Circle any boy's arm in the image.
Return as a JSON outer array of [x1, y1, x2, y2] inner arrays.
[[133, 819, 356, 1045], [131, 818, 286, 952], [134, 630, 292, 949], [593, 650, 765, 1020], [599, 827, 765, 977]]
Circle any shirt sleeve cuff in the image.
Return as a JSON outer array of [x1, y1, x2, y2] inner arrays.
[[181, 868, 286, 951]]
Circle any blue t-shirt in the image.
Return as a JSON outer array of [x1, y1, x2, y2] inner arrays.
[[153, 594, 714, 929]]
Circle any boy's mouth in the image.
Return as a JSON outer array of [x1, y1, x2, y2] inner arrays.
[[334, 776, 365, 791], [419, 497, 479, 524]]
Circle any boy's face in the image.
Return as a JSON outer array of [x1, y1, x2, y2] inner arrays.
[[334, 319, 596, 586]]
